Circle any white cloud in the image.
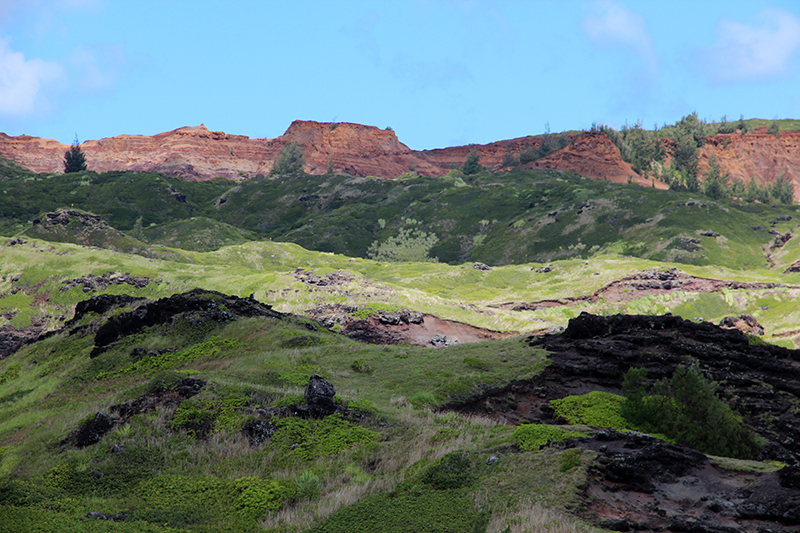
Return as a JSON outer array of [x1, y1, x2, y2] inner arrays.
[[583, 0, 656, 72], [703, 8, 800, 82], [0, 38, 64, 116]]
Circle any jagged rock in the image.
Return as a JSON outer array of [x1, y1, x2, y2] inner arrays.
[[5, 237, 26, 246], [592, 431, 707, 493], [243, 420, 276, 447], [0, 324, 42, 359], [378, 309, 424, 325], [61, 273, 157, 294], [109, 377, 206, 421], [719, 314, 764, 336], [89, 288, 282, 357], [86, 512, 126, 521], [70, 412, 115, 448], [66, 294, 146, 326], [304, 374, 337, 418], [473, 262, 491, 271], [779, 464, 800, 489]]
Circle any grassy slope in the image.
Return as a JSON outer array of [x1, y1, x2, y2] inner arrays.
[[0, 299, 597, 532], [3, 239, 800, 344]]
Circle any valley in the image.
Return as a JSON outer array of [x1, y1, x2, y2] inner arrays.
[[1, 118, 800, 532]]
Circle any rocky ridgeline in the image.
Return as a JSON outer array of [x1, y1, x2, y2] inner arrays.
[[4, 121, 800, 195]]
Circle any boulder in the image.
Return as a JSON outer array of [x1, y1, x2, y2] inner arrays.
[[719, 315, 765, 336], [73, 412, 115, 448], [304, 374, 337, 418]]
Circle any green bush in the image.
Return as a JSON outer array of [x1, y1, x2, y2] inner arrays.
[[559, 448, 582, 471], [351, 359, 372, 374], [767, 121, 780, 135], [511, 424, 585, 452], [550, 390, 630, 429], [271, 142, 305, 175], [271, 414, 379, 461], [622, 365, 763, 458], [367, 227, 439, 263], [348, 398, 378, 416], [305, 489, 483, 533], [462, 149, 483, 175], [419, 452, 473, 490], [296, 470, 321, 500], [408, 392, 439, 409], [233, 476, 297, 519]]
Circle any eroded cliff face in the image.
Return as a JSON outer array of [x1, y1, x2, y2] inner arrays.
[[699, 131, 800, 197], [1, 121, 797, 196]]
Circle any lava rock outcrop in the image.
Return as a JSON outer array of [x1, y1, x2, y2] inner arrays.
[[89, 288, 284, 357]]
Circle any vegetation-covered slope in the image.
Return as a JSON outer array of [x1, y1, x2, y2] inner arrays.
[[2, 165, 799, 269]]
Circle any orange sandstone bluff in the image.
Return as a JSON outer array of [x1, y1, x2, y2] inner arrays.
[[0, 121, 647, 184], [5, 120, 799, 197]]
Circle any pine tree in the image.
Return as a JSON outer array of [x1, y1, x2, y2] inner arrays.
[[462, 148, 483, 175], [64, 135, 87, 173]]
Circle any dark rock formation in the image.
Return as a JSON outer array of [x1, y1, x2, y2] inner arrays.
[[718, 314, 764, 336], [66, 294, 146, 327], [455, 312, 800, 465], [61, 273, 157, 294], [89, 288, 283, 357], [571, 429, 800, 533], [378, 309, 424, 326], [243, 420, 277, 447], [0, 324, 42, 359], [70, 412, 115, 448], [304, 374, 338, 418], [58, 377, 207, 449]]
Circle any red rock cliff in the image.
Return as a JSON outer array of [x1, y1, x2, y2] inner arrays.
[[2, 121, 796, 196]]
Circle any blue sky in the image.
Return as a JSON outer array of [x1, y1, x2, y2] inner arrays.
[[2, 0, 800, 150]]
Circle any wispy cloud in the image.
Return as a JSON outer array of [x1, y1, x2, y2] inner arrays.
[[0, 0, 123, 119], [583, 0, 657, 71], [0, 38, 64, 117], [701, 8, 800, 83]]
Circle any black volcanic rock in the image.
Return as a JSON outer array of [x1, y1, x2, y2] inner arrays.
[[304, 374, 337, 418], [89, 288, 284, 357]]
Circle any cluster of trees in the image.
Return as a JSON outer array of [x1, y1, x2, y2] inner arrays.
[[596, 113, 794, 204], [271, 142, 305, 175], [622, 365, 763, 459]]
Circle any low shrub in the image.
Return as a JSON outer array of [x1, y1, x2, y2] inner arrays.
[[550, 391, 631, 429], [233, 476, 297, 520], [559, 448, 582, 472], [419, 451, 473, 490], [296, 470, 321, 500], [271, 414, 379, 462], [408, 392, 439, 408], [351, 359, 372, 374], [511, 424, 585, 452]]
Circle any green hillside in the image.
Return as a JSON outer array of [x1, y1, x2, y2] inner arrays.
[[3, 165, 798, 270]]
